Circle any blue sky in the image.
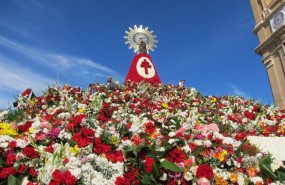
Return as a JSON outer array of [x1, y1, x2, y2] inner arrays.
[[0, 0, 273, 109]]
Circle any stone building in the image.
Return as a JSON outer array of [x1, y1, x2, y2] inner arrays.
[[250, 0, 285, 107]]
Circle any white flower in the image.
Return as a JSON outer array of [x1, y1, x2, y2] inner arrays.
[[69, 168, 82, 179], [184, 171, 193, 181], [168, 138, 178, 144], [0, 110, 8, 120], [58, 130, 72, 139], [203, 140, 212, 147], [159, 173, 167, 181], [16, 138, 29, 148], [250, 176, 263, 184], [0, 135, 13, 148], [271, 159, 284, 172], [237, 173, 245, 185], [222, 137, 235, 145], [193, 140, 203, 146], [168, 131, 176, 137], [183, 144, 191, 153]]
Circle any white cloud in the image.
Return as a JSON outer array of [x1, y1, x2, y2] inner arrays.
[[229, 84, 251, 99], [0, 35, 123, 108], [0, 35, 123, 80], [0, 56, 56, 109]]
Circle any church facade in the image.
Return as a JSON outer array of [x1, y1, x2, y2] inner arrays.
[[250, 0, 285, 107]]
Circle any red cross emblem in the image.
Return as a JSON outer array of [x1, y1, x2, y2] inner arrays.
[[140, 59, 152, 74]]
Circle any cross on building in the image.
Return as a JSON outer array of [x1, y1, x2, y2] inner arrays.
[[140, 59, 152, 75]]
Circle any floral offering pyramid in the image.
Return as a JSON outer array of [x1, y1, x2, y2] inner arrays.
[[0, 82, 285, 185]]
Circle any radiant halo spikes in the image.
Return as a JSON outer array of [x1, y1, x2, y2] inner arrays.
[[124, 25, 158, 53]]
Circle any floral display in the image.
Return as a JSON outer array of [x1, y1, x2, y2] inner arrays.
[[0, 82, 285, 185]]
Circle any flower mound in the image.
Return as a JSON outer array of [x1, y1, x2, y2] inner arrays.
[[0, 82, 285, 185]]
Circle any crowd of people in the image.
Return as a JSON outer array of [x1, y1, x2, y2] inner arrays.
[[87, 77, 186, 95]]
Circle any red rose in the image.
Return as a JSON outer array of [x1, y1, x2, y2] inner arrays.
[[196, 164, 213, 180], [144, 157, 155, 173], [23, 146, 39, 159]]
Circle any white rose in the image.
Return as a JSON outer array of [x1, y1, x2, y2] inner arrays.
[[184, 171, 193, 181]]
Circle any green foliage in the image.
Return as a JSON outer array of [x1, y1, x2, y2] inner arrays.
[[5, 109, 27, 123], [160, 160, 184, 173]]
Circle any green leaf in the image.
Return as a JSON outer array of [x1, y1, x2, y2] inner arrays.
[[191, 145, 204, 157], [13, 161, 21, 171], [259, 155, 278, 180], [277, 171, 285, 182], [161, 160, 184, 173], [8, 175, 18, 185], [0, 158, 4, 168], [152, 162, 160, 178]]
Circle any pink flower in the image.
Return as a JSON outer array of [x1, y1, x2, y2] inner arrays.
[[176, 124, 189, 136], [197, 123, 219, 135], [197, 177, 211, 185], [35, 132, 46, 141]]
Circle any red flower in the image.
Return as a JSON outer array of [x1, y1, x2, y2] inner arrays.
[[5, 153, 17, 165], [107, 150, 124, 163], [50, 170, 76, 185], [235, 132, 247, 141], [144, 157, 155, 173], [0, 166, 16, 179], [196, 164, 214, 180], [44, 142, 54, 153], [66, 114, 87, 130], [72, 127, 95, 148], [18, 121, 33, 132], [23, 146, 39, 159], [28, 167, 38, 178], [17, 164, 27, 174], [8, 140, 17, 151], [166, 147, 186, 163], [115, 176, 131, 185], [144, 122, 156, 134]]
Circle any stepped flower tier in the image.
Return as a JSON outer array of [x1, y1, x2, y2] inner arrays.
[[0, 82, 285, 185]]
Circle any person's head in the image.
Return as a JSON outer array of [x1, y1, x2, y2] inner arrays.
[[181, 80, 185, 83], [89, 83, 95, 88], [107, 76, 112, 82]]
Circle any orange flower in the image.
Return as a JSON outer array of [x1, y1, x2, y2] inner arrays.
[[247, 167, 256, 177], [255, 181, 263, 185], [184, 158, 193, 167], [214, 174, 228, 185], [229, 173, 237, 183]]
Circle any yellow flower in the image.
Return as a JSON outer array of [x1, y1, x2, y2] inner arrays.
[[78, 107, 86, 113], [219, 150, 228, 161], [229, 173, 237, 183], [109, 136, 120, 145], [29, 127, 35, 133], [0, 123, 18, 136], [210, 97, 217, 103], [30, 100, 35, 105], [161, 102, 169, 109], [69, 145, 79, 156]]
